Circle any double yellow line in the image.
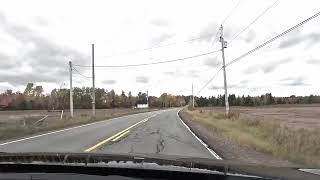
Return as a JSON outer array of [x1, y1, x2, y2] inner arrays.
[[84, 114, 157, 152]]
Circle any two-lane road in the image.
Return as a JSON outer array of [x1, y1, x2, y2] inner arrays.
[[0, 109, 219, 159]]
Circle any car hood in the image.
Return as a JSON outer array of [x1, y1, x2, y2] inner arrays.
[[0, 152, 319, 180]]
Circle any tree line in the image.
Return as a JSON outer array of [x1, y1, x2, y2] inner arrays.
[[1, 83, 319, 110], [195, 93, 320, 107], [0, 83, 190, 110]]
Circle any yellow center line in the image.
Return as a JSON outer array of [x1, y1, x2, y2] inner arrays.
[[111, 130, 130, 142], [84, 113, 158, 152]]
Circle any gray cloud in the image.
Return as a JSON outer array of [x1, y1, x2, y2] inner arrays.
[[102, 80, 117, 84], [278, 36, 303, 49], [150, 18, 168, 27], [280, 77, 295, 81], [209, 85, 224, 90], [306, 58, 320, 65], [250, 87, 259, 92], [262, 64, 277, 73], [192, 22, 218, 42], [278, 58, 293, 64], [223, 26, 236, 39], [187, 70, 199, 78], [243, 66, 259, 74], [278, 28, 303, 49], [178, 88, 189, 93], [0, 12, 88, 87], [0, 72, 59, 86], [209, 83, 246, 90], [34, 16, 48, 26], [262, 58, 293, 74], [284, 80, 308, 86], [240, 79, 249, 84], [164, 71, 175, 76], [280, 76, 309, 86], [306, 33, 320, 48], [136, 76, 149, 83], [262, 58, 293, 73], [203, 56, 220, 67], [163, 70, 184, 77], [244, 30, 256, 43], [150, 33, 174, 45], [0, 53, 15, 69], [278, 28, 320, 49], [229, 84, 246, 89], [244, 58, 293, 74]]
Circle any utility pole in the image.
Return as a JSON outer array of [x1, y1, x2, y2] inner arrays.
[[146, 91, 149, 108], [69, 61, 73, 118], [192, 83, 194, 109], [59, 82, 66, 110], [92, 44, 96, 117], [219, 25, 229, 116]]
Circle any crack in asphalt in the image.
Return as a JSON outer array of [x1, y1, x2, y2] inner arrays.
[[156, 132, 165, 154], [129, 145, 134, 153], [146, 128, 166, 154]]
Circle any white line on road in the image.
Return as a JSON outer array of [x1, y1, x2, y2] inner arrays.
[[176, 109, 222, 160], [0, 110, 159, 146]]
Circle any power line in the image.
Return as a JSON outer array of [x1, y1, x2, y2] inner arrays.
[[72, 67, 92, 78], [196, 0, 241, 94], [97, 34, 214, 59], [211, 27, 221, 47], [197, 66, 223, 93], [74, 49, 221, 68], [226, 11, 320, 67], [229, 0, 280, 44], [94, 0, 238, 60], [221, 0, 242, 25]]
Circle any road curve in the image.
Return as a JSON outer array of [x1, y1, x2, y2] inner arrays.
[[0, 109, 217, 159]]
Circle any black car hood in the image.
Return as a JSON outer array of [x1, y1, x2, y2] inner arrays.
[[0, 152, 318, 180]]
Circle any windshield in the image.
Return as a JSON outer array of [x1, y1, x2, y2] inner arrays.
[[0, 0, 319, 171]]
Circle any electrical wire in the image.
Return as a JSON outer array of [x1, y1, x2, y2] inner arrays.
[[209, 0, 241, 47], [74, 49, 221, 68], [211, 27, 222, 47], [197, 66, 223, 93], [97, 33, 214, 59], [228, 0, 280, 44], [221, 0, 242, 25], [72, 67, 92, 78], [94, 0, 239, 60], [226, 11, 320, 67]]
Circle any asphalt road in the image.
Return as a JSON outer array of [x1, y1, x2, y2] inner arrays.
[[0, 109, 216, 159]]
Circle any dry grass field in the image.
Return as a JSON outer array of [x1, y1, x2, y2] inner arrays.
[[200, 104, 320, 130], [183, 104, 320, 167], [0, 108, 158, 141]]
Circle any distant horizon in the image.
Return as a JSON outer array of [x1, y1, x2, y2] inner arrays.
[[1, 85, 319, 98]]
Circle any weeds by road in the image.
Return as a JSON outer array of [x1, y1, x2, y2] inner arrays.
[[0, 108, 158, 142], [185, 108, 320, 167]]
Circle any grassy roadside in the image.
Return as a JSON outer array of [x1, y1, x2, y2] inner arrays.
[[185, 109, 320, 167], [0, 108, 158, 142]]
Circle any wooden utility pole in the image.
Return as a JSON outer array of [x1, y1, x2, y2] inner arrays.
[[92, 44, 96, 117], [146, 90, 149, 107], [219, 25, 229, 116], [69, 61, 73, 118], [192, 83, 194, 109]]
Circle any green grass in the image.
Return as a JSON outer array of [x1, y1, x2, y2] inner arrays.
[[186, 109, 320, 168], [0, 108, 157, 142]]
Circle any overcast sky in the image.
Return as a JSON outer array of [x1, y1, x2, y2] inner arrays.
[[0, 0, 319, 97]]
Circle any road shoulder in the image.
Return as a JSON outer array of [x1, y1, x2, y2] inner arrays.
[[178, 108, 295, 167]]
